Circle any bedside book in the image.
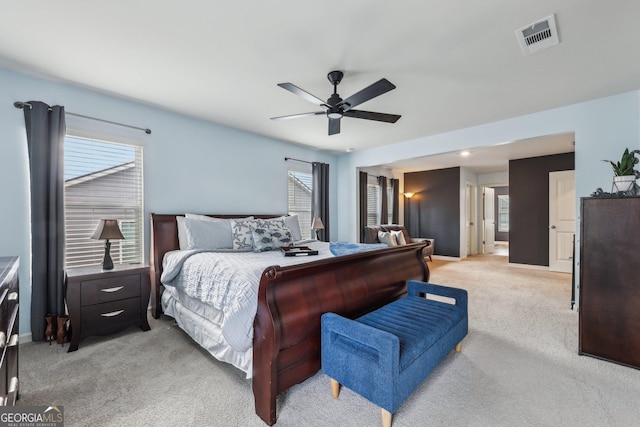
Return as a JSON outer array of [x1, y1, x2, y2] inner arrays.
[[281, 246, 319, 256]]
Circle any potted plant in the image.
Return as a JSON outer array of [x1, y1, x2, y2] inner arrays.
[[603, 148, 640, 192]]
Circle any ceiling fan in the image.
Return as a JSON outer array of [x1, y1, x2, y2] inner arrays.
[[271, 71, 401, 136]]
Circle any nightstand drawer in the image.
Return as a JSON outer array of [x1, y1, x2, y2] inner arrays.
[[81, 297, 140, 335], [81, 274, 141, 305]]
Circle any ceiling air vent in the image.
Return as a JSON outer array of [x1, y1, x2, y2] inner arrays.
[[515, 14, 559, 55]]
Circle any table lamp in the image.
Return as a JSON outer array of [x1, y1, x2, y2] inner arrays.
[[90, 219, 124, 270], [312, 217, 324, 240]]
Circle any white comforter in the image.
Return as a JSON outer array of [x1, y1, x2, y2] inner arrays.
[[160, 240, 333, 352]]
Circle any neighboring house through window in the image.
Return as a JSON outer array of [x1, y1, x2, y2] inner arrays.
[[288, 169, 313, 240], [367, 175, 380, 226], [64, 133, 143, 269]]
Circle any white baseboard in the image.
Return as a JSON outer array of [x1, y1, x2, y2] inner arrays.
[[508, 262, 549, 271], [432, 255, 461, 262], [19, 332, 33, 344]]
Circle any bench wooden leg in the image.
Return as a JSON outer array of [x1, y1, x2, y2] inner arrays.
[[331, 378, 340, 398], [455, 342, 462, 352], [381, 408, 392, 427]]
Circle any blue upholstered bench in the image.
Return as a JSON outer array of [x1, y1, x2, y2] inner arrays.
[[321, 280, 468, 427]]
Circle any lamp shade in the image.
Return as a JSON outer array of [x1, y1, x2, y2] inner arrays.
[[312, 217, 325, 230], [90, 219, 124, 240]]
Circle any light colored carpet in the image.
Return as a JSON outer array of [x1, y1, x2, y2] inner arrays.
[[18, 255, 640, 426]]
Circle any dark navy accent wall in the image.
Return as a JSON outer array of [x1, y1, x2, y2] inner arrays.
[[509, 152, 574, 266], [404, 167, 460, 257]]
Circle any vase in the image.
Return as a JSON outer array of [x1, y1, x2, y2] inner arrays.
[[613, 175, 636, 193]]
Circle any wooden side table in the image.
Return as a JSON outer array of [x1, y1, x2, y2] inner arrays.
[[66, 263, 151, 352]]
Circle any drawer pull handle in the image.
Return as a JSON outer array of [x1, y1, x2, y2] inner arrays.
[[101, 286, 124, 293], [8, 377, 18, 393], [101, 310, 125, 317], [8, 334, 18, 347]]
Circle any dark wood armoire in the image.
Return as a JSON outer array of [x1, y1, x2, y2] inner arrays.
[[579, 196, 640, 369]]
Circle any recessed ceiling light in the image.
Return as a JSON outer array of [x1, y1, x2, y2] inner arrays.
[[460, 150, 471, 157], [346, 148, 355, 152]]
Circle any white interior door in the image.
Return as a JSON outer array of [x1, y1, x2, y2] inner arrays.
[[549, 170, 576, 273], [465, 184, 476, 256], [483, 187, 495, 254]]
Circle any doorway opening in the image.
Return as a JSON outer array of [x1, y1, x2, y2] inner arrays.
[[481, 185, 509, 257]]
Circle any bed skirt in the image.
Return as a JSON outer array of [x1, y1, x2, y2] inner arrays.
[[161, 287, 253, 378]]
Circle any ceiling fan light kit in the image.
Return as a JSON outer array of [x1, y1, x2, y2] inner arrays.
[[272, 70, 401, 135]]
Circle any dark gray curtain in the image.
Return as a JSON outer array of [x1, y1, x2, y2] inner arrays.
[[391, 178, 400, 224], [359, 171, 368, 242], [23, 101, 66, 341], [312, 162, 330, 242], [378, 176, 388, 224]]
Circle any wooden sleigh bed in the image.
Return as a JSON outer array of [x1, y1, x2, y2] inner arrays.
[[149, 213, 430, 425]]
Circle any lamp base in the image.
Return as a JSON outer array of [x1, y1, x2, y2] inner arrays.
[[102, 240, 114, 270]]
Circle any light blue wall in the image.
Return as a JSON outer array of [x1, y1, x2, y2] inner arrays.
[[0, 67, 338, 336], [337, 90, 640, 308]]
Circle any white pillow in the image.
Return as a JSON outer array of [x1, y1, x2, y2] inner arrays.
[[176, 216, 188, 250], [185, 213, 225, 222], [390, 229, 407, 245], [378, 231, 398, 246], [283, 215, 302, 242], [182, 217, 233, 250], [185, 213, 254, 222]]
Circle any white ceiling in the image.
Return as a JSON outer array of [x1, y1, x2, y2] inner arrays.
[[1, 1, 638, 166]]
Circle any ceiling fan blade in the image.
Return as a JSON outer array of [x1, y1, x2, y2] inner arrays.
[[328, 118, 341, 135], [277, 83, 329, 108], [271, 111, 325, 120], [343, 109, 401, 123], [338, 78, 396, 110]]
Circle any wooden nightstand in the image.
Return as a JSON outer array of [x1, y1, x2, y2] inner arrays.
[[65, 263, 151, 352]]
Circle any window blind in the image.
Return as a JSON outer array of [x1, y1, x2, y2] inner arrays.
[[64, 136, 144, 268], [287, 170, 313, 240], [367, 178, 381, 226]]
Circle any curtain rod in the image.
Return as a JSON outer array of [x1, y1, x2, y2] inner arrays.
[[284, 157, 312, 164], [14, 101, 152, 135]]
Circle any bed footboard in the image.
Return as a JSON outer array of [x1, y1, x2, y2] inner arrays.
[[252, 242, 429, 425]]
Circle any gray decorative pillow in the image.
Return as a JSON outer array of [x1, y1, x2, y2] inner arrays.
[[230, 217, 290, 250], [183, 217, 233, 250], [230, 218, 259, 251], [258, 217, 287, 230], [378, 230, 398, 246], [251, 227, 293, 252]]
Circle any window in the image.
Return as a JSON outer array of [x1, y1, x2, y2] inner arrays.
[[287, 169, 313, 240], [387, 185, 394, 224], [367, 176, 380, 226], [498, 195, 509, 232], [64, 136, 144, 268]]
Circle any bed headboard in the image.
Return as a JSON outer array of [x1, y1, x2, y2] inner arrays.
[[149, 213, 283, 318]]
